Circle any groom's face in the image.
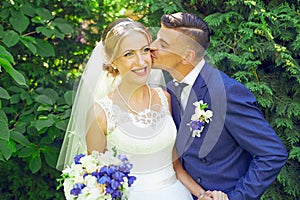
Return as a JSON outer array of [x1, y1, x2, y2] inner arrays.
[[150, 28, 184, 71]]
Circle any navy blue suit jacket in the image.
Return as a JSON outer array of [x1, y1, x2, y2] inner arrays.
[[167, 63, 288, 200]]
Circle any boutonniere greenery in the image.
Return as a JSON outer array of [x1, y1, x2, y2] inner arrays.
[[187, 100, 213, 137]]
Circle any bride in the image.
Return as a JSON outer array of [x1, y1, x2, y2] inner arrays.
[[57, 18, 227, 200]]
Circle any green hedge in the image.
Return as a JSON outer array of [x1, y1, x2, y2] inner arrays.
[[0, 0, 299, 199]]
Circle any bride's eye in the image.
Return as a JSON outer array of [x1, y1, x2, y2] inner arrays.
[[124, 52, 134, 57], [143, 47, 150, 53]]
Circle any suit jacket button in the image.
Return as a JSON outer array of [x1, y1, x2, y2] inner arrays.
[[196, 177, 201, 183]]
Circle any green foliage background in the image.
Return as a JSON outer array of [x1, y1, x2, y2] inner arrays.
[[0, 0, 299, 199]]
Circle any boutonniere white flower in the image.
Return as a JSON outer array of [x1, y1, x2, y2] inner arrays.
[[187, 100, 213, 137]]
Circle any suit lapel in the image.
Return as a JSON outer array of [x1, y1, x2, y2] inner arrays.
[[176, 65, 210, 156]]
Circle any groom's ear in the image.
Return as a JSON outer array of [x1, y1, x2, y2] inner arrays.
[[182, 49, 196, 65]]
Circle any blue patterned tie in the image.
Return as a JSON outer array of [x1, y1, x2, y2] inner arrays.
[[173, 81, 188, 111]]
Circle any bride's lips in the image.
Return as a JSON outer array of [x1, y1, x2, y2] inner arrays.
[[131, 67, 148, 76]]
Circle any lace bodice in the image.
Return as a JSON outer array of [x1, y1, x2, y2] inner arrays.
[[97, 88, 177, 174]]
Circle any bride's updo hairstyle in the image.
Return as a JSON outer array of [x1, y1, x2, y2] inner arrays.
[[101, 18, 152, 77]]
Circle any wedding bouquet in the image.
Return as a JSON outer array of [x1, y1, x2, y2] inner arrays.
[[57, 149, 136, 200]]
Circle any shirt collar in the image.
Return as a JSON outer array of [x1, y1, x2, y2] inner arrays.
[[178, 59, 205, 85]]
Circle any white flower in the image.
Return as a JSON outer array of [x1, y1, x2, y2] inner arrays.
[[58, 149, 136, 200], [187, 100, 213, 137]]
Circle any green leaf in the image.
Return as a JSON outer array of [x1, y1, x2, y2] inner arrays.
[[52, 18, 73, 34], [36, 26, 54, 38], [36, 8, 54, 21], [18, 146, 35, 158], [20, 36, 37, 54], [0, 87, 10, 100], [2, 30, 19, 47], [55, 120, 68, 131], [289, 146, 300, 162], [35, 38, 55, 57], [43, 88, 58, 103], [0, 57, 27, 86], [21, 3, 36, 17], [37, 105, 52, 112], [53, 28, 65, 39], [0, 45, 14, 63], [9, 12, 30, 34], [32, 118, 54, 131], [0, 139, 12, 160], [64, 90, 74, 106], [10, 131, 31, 146], [35, 94, 53, 105], [0, 109, 9, 141], [29, 153, 41, 173], [41, 146, 58, 168], [0, 9, 9, 19]]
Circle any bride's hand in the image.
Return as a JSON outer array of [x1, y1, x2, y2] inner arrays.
[[198, 191, 213, 200], [209, 190, 229, 200]]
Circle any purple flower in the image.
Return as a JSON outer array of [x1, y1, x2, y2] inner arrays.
[[127, 175, 137, 186], [118, 162, 133, 173], [111, 190, 122, 199], [74, 154, 85, 164], [98, 174, 111, 185], [110, 179, 121, 190], [117, 154, 128, 162], [113, 171, 125, 182], [189, 120, 203, 132], [70, 183, 86, 196]]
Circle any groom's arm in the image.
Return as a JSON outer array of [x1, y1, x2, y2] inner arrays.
[[225, 82, 288, 199]]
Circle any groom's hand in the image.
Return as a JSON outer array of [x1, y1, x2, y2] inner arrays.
[[198, 191, 213, 200], [203, 190, 229, 200]]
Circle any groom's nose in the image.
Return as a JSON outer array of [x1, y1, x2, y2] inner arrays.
[[150, 46, 158, 62]]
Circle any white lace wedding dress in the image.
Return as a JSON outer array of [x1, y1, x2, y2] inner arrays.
[[97, 88, 193, 200]]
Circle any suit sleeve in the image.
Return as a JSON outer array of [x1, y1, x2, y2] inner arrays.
[[225, 82, 288, 200]]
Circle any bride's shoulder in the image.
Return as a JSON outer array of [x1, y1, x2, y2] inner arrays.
[[152, 87, 170, 100]]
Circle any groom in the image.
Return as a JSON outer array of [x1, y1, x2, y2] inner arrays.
[[151, 12, 288, 200]]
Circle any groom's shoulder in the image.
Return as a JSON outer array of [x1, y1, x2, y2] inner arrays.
[[207, 64, 246, 89]]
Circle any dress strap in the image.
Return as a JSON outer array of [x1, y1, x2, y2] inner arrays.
[[96, 96, 116, 134], [153, 87, 170, 114]]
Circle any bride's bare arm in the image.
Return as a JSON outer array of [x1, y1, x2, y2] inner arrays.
[[86, 103, 107, 154], [162, 90, 207, 197], [172, 148, 207, 198]]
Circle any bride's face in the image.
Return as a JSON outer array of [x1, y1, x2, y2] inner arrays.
[[112, 32, 152, 84]]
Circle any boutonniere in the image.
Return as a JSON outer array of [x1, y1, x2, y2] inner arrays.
[[187, 100, 213, 137]]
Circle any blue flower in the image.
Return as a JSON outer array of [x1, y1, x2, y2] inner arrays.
[[118, 162, 133, 173], [98, 174, 111, 185], [117, 154, 128, 162], [127, 175, 137, 186], [111, 190, 122, 199], [113, 171, 125, 182], [110, 179, 121, 190], [74, 154, 85, 164], [189, 120, 203, 132], [70, 183, 86, 196]]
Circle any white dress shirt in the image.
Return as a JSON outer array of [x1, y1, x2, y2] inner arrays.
[[175, 59, 205, 109]]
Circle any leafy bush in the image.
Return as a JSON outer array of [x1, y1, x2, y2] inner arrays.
[[0, 0, 299, 199]]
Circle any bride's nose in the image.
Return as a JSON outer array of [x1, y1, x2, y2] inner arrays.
[[136, 52, 146, 66]]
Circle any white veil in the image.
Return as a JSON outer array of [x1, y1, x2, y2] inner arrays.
[[56, 42, 120, 170], [56, 41, 165, 170]]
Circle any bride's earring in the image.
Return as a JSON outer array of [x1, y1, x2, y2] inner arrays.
[[111, 64, 118, 70]]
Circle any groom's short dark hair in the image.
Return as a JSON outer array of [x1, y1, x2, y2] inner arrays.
[[161, 12, 210, 51]]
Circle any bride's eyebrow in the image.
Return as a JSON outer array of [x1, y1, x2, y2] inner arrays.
[[122, 44, 150, 54]]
